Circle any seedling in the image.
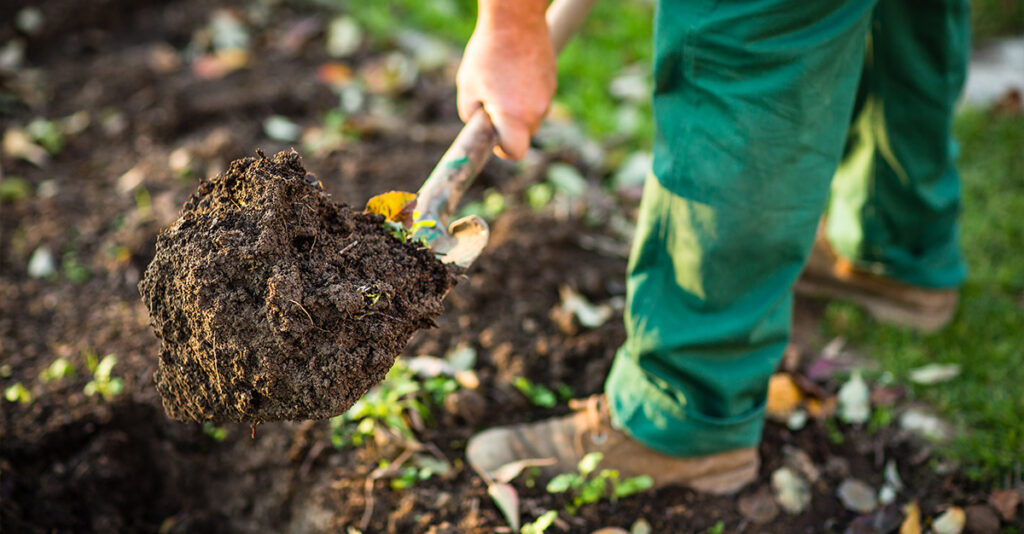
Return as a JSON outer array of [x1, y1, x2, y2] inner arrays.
[[512, 376, 557, 408], [383, 219, 436, 247], [521, 510, 557, 534], [329, 360, 426, 448], [38, 357, 75, 382], [387, 454, 450, 490], [546, 452, 653, 514], [356, 283, 387, 307], [706, 521, 724, 534], [62, 251, 90, 283], [203, 422, 228, 442], [83, 352, 124, 401], [4, 382, 33, 404]]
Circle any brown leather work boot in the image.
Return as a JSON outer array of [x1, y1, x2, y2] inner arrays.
[[466, 395, 758, 495], [795, 232, 958, 333]]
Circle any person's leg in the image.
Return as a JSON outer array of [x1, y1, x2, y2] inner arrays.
[[825, 0, 970, 289], [604, 0, 876, 457]]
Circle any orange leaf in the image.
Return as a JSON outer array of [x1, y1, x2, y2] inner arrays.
[[767, 373, 804, 418], [317, 62, 354, 87], [365, 191, 417, 223]]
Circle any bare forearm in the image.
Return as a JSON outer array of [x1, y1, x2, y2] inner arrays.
[[476, 0, 548, 29]]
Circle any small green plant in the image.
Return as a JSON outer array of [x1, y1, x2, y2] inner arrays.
[[61, 251, 90, 283], [546, 452, 653, 514], [521, 510, 558, 534], [39, 357, 76, 382], [867, 405, 894, 435], [329, 360, 426, 448], [706, 521, 725, 534], [459, 189, 507, 221], [4, 382, 33, 404], [525, 183, 554, 212], [422, 374, 459, 406], [824, 416, 846, 445], [203, 422, 228, 442], [83, 352, 124, 401], [356, 283, 387, 307], [384, 219, 436, 246], [26, 118, 64, 154], [0, 177, 31, 202], [512, 376, 557, 408]]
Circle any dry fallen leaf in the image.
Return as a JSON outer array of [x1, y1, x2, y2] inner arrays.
[[900, 501, 921, 534], [487, 482, 520, 532], [364, 191, 417, 223], [908, 363, 961, 385], [989, 488, 1021, 521], [767, 373, 804, 418]]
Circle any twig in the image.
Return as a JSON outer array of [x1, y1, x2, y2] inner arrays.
[[339, 240, 359, 255], [289, 299, 326, 332], [360, 447, 416, 530]]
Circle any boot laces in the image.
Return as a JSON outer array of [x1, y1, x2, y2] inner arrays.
[[569, 395, 610, 448]]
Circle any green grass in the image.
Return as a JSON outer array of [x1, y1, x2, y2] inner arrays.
[[345, 0, 654, 145], [824, 109, 1024, 479]]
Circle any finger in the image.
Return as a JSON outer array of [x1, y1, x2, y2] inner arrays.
[[456, 86, 483, 124], [486, 108, 531, 161]]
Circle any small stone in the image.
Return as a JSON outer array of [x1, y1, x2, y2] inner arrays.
[[880, 486, 899, 506], [772, 467, 811, 514], [932, 507, 966, 534], [443, 388, 487, 426], [783, 445, 820, 483], [27, 246, 56, 278], [838, 479, 878, 514], [738, 486, 779, 523], [963, 504, 999, 534]]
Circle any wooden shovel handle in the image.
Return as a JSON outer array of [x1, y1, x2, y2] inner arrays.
[[416, 0, 599, 224]]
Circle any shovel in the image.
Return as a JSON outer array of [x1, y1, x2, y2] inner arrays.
[[411, 0, 598, 267]]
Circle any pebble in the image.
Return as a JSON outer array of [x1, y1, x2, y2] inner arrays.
[[837, 478, 878, 514], [738, 486, 779, 523], [964, 504, 1000, 534], [933, 507, 966, 534], [771, 467, 811, 514], [27, 246, 56, 278]]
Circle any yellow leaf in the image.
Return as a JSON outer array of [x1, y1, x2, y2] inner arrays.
[[767, 373, 803, 418], [900, 501, 921, 534], [364, 191, 416, 222]]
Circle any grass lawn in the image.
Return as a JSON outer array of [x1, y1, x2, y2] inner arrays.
[[824, 109, 1024, 479], [345, 0, 1023, 479]]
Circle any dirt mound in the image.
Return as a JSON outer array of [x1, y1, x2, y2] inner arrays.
[[139, 150, 457, 423]]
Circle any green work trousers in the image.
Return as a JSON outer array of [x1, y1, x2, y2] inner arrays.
[[606, 0, 969, 457]]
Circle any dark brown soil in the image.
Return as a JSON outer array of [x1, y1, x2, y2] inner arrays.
[[140, 150, 457, 423], [0, 1, 1001, 532]]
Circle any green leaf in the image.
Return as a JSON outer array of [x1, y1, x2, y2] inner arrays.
[[521, 510, 557, 534], [512, 376, 557, 408], [4, 382, 32, 404], [578, 477, 607, 504], [615, 475, 654, 498], [577, 452, 603, 476], [545, 473, 576, 494], [94, 354, 117, 381]]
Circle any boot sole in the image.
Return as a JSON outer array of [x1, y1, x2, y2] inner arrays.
[[795, 274, 955, 333]]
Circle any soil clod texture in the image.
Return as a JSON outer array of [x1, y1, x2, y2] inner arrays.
[[139, 150, 457, 423]]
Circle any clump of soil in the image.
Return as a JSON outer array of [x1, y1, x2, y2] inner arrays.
[[139, 150, 457, 423]]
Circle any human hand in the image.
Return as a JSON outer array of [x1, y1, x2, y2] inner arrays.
[[456, 1, 556, 160]]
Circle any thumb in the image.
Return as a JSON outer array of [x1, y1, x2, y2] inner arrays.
[[486, 108, 532, 161]]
